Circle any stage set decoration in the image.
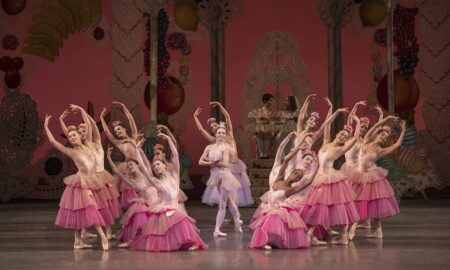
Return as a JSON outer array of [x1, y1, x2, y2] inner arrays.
[[0, 0, 448, 204]]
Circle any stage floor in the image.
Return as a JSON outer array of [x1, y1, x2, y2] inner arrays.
[[1, 200, 450, 270]]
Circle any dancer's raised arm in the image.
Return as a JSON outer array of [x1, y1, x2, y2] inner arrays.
[[363, 115, 397, 144], [113, 101, 139, 139], [297, 94, 316, 132], [340, 115, 361, 153], [70, 104, 93, 143], [59, 109, 70, 136], [45, 115, 72, 156], [100, 107, 120, 146], [275, 134, 311, 181], [194, 107, 215, 143], [274, 131, 296, 167], [347, 101, 366, 126], [158, 132, 180, 177], [378, 120, 406, 157], [157, 125, 177, 147], [210, 101, 234, 139], [312, 98, 334, 140], [284, 161, 319, 198], [322, 106, 349, 145]]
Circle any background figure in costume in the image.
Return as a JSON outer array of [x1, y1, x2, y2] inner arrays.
[[348, 116, 405, 240], [131, 132, 207, 252], [301, 104, 362, 245], [249, 135, 316, 250], [44, 114, 109, 251], [274, 95, 299, 150], [199, 122, 243, 237], [248, 93, 276, 158], [107, 148, 158, 247], [100, 102, 140, 209], [194, 103, 254, 207]]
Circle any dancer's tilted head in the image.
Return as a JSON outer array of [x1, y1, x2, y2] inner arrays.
[[334, 125, 352, 145], [126, 158, 139, 173], [215, 122, 227, 142], [77, 123, 87, 141], [112, 120, 127, 139], [152, 156, 167, 175], [359, 117, 370, 137], [306, 112, 320, 130], [207, 117, 219, 133], [153, 144, 166, 158], [374, 126, 391, 144], [67, 125, 82, 146]]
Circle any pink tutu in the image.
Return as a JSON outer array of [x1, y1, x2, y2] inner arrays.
[[55, 178, 106, 229], [301, 171, 359, 227], [249, 205, 309, 249], [340, 162, 356, 178], [130, 208, 208, 252], [116, 199, 152, 242], [229, 160, 254, 206], [351, 167, 399, 219], [120, 182, 140, 209], [250, 191, 269, 222], [206, 167, 241, 192]]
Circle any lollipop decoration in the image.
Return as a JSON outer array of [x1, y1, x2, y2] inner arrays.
[[0, 56, 24, 89], [167, 31, 192, 85]]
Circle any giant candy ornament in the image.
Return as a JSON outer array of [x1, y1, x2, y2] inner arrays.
[[144, 76, 185, 116], [1, 0, 26, 15], [377, 70, 420, 113], [173, 0, 199, 31], [359, 0, 387, 27]]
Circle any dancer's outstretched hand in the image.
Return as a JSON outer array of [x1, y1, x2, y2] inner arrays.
[[336, 107, 349, 114], [157, 132, 169, 141], [112, 101, 126, 109], [44, 114, 52, 126], [100, 107, 108, 118], [194, 107, 202, 117], [69, 104, 82, 113], [60, 109, 70, 119], [324, 97, 333, 107]]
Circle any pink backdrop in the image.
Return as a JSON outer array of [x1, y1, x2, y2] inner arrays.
[[0, 0, 425, 175]]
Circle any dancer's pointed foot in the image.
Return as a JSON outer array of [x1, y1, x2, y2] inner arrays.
[[81, 230, 98, 239], [365, 228, 383, 239], [101, 236, 109, 251], [213, 230, 227, 237], [105, 228, 114, 240], [262, 244, 272, 250], [117, 242, 130, 248], [327, 228, 339, 236], [311, 237, 327, 246], [74, 242, 93, 249], [357, 220, 371, 229], [235, 225, 243, 234], [348, 224, 357, 241], [188, 245, 198, 251], [331, 237, 348, 245]]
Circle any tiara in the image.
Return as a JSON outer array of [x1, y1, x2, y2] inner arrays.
[[154, 144, 165, 151], [310, 111, 320, 120], [112, 120, 122, 127], [218, 121, 227, 129], [67, 125, 78, 132], [206, 118, 217, 126], [360, 117, 370, 126], [77, 123, 87, 129], [343, 124, 353, 134]]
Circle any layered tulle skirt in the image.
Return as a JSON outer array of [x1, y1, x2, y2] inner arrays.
[[116, 199, 152, 242], [249, 205, 309, 249], [229, 160, 254, 206], [130, 208, 208, 252], [202, 167, 241, 205], [350, 167, 399, 219], [55, 175, 106, 229], [301, 171, 359, 227]]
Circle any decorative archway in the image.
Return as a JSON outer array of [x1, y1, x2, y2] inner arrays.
[[234, 30, 312, 164]]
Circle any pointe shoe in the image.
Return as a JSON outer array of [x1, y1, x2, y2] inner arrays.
[[262, 244, 272, 250], [310, 237, 327, 246], [331, 237, 348, 245], [117, 242, 130, 248], [166, 210, 176, 217], [327, 228, 339, 236], [357, 220, 371, 229], [105, 230, 115, 241], [81, 231, 98, 239], [366, 229, 383, 239], [188, 245, 198, 251], [348, 224, 357, 241], [101, 237, 109, 251], [224, 219, 231, 223], [235, 225, 243, 234], [74, 243, 93, 249], [213, 230, 227, 237]]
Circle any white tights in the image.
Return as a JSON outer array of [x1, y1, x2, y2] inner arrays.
[[215, 187, 241, 231]]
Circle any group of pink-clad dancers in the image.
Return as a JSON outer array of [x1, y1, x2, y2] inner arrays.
[[45, 93, 405, 252]]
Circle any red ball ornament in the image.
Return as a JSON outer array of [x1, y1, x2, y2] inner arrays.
[[1, 0, 26, 15], [4, 70, 21, 88], [376, 70, 420, 112], [13, 57, 23, 70], [144, 76, 185, 116]]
